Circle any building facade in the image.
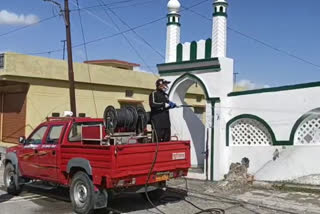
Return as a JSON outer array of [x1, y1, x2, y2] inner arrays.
[[0, 52, 205, 148]]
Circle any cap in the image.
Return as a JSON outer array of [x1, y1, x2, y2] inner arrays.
[[156, 79, 171, 87]]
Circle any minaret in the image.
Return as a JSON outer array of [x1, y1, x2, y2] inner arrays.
[[165, 0, 181, 63], [212, 0, 228, 57]]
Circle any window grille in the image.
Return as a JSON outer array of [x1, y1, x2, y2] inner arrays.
[[229, 118, 272, 146]]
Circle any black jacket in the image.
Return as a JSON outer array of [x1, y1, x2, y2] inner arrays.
[[149, 89, 170, 129]]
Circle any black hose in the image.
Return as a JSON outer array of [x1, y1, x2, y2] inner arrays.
[[144, 122, 226, 214], [104, 105, 147, 134], [144, 121, 166, 214]]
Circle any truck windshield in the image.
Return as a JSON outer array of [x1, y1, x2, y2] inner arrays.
[[68, 122, 103, 142]]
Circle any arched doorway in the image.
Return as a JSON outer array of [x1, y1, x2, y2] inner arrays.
[[169, 73, 213, 180]]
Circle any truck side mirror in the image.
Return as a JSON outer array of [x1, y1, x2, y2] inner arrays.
[[19, 136, 26, 144]]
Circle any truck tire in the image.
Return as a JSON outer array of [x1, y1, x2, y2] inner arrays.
[[70, 171, 95, 214], [3, 163, 22, 195]]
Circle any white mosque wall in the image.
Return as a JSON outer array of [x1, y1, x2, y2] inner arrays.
[[221, 85, 320, 184]]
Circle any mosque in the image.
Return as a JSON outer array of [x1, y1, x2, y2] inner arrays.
[[161, 0, 320, 184]]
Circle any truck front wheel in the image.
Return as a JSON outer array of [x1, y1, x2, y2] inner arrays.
[[3, 163, 22, 195], [70, 171, 95, 214]]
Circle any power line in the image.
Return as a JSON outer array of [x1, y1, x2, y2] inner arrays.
[[181, 6, 320, 70], [0, 15, 58, 38], [97, 0, 154, 72], [69, 0, 145, 11], [24, 0, 210, 56], [76, 0, 99, 117], [0, 1, 141, 39], [107, 3, 165, 59], [108, 0, 154, 10], [227, 27, 320, 70]]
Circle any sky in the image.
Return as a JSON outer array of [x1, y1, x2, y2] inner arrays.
[[0, 0, 319, 88]]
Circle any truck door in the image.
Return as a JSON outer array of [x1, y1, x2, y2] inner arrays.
[[19, 125, 48, 178], [38, 124, 65, 181]]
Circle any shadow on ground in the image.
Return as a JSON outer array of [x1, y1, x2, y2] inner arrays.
[[1, 183, 187, 214]]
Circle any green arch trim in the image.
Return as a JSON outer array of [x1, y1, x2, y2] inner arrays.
[[226, 114, 277, 146], [289, 108, 320, 145], [176, 43, 183, 62], [205, 38, 212, 59], [190, 41, 197, 61], [168, 73, 210, 99]]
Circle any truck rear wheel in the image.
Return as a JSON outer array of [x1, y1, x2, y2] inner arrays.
[[3, 163, 22, 195], [70, 171, 95, 214]]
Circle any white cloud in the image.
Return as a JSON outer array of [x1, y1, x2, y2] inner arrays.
[[236, 79, 256, 90], [236, 79, 270, 90], [0, 10, 39, 25]]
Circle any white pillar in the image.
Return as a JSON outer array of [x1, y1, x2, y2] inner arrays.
[[165, 0, 181, 63], [212, 0, 228, 58]]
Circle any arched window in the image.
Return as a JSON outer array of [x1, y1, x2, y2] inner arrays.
[[172, 16, 176, 23], [227, 115, 275, 146], [291, 108, 320, 145], [220, 6, 224, 13]]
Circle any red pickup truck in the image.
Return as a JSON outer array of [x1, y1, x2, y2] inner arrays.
[[2, 117, 190, 214]]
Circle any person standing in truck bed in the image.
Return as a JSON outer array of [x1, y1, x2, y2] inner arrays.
[[149, 79, 176, 142]]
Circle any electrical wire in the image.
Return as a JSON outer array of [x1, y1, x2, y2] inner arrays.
[[0, 15, 59, 38], [108, 0, 154, 10], [23, 0, 210, 56], [75, 0, 99, 118], [96, 0, 154, 72], [181, 6, 320, 70], [106, 3, 165, 59], [69, 0, 144, 11]]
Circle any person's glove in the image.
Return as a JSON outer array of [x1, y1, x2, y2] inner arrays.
[[169, 101, 177, 109]]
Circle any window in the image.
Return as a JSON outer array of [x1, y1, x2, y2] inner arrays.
[[220, 6, 224, 12], [68, 122, 103, 142], [0, 54, 4, 69], [125, 90, 134, 98], [27, 126, 48, 145], [46, 125, 64, 144]]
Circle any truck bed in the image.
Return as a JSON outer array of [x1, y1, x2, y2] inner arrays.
[[60, 141, 190, 188]]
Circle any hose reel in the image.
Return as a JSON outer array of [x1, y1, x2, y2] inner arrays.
[[103, 105, 148, 135]]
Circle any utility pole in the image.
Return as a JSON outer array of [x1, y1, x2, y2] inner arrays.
[[44, 0, 77, 116], [64, 0, 77, 116]]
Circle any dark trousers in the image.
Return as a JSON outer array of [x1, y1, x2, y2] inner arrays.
[[154, 127, 171, 142]]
